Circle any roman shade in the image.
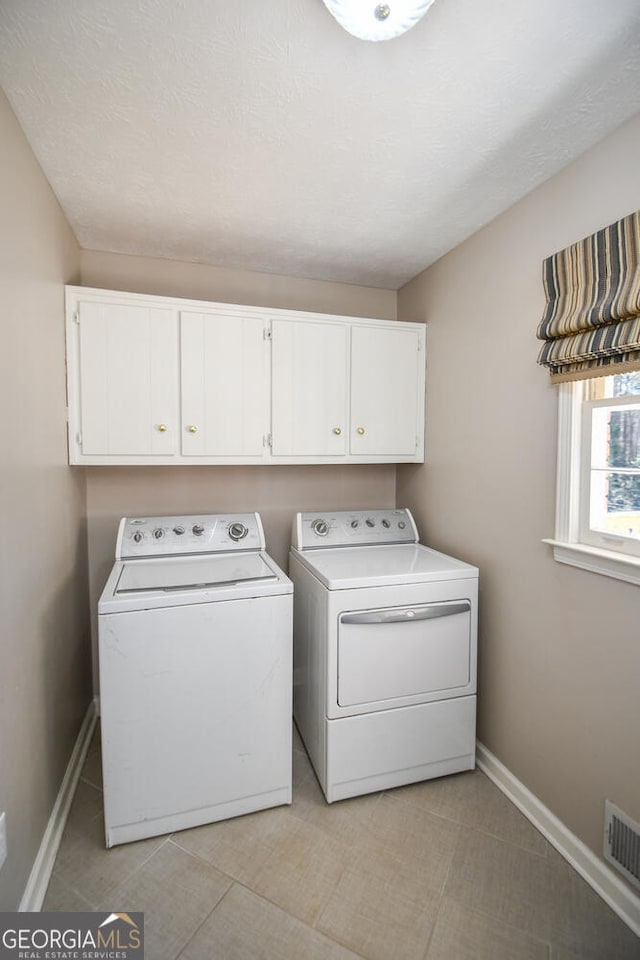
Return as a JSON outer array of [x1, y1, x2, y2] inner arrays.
[[537, 211, 640, 382]]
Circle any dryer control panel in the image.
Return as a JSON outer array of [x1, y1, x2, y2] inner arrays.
[[116, 513, 265, 559], [293, 508, 419, 550]]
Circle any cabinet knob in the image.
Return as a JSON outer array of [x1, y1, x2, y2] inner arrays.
[[333, 427, 342, 436], [356, 426, 366, 435], [157, 423, 167, 432], [187, 424, 198, 433]]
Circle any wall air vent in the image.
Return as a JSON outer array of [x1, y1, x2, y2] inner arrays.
[[604, 800, 640, 891]]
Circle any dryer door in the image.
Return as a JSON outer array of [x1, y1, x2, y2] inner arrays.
[[337, 600, 472, 708]]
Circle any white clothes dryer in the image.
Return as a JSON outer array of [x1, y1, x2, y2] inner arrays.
[[98, 512, 292, 847], [289, 508, 478, 802]]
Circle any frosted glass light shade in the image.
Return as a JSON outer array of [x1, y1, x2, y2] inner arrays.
[[322, 0, 435, 42]]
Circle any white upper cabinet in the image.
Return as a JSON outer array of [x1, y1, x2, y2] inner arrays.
[[180, 311, 269, 458], [350, 324, 424, 458], [271, 319, 349, 457], [72, 300, 179, 457], [65, 286, 426, 465]]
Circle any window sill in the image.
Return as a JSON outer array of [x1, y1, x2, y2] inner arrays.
[[543, 539, 640, 586]]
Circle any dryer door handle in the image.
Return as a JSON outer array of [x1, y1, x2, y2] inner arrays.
[[340, 602, 470, 625]]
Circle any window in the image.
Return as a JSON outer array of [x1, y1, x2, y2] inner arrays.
[[546, 371, 640, 584]]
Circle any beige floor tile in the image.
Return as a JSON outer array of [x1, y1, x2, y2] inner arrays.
[[316, 806, 458, 960], [179, 883, 363, 960], [317, 844, 440, 960], [445, 826, 640, 960], [392, 768, 549, 856], [97, 840, 231, 960], [426, 896, 550, 960], [548, 945, 640, 960], [42, 872, 96, 911], [357, 793, 459, 881], [172, 804, 287, 885], [52, 814, 166, 905], [550, 949, 594, 960], [249, 812, 348, 924], [289, 758, 382, 847], [80, 729, 103, 791], [64, 779, 104, 837]]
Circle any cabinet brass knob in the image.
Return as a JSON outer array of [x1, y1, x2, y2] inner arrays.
[[187, 424, 198, 433], [157, 423, 167, 432], [333, 427, 342, 436], [357, 426, 366, 435]]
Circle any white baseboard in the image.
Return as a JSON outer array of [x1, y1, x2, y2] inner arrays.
[[476, 741, 640, 938], [20, 699, 98, 912]]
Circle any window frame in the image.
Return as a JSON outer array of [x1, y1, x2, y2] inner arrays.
[[544, 380, 640, 585]]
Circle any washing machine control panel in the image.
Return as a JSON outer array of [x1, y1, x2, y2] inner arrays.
[[116, 513, 265, 559], [294, 508, 419, 550]]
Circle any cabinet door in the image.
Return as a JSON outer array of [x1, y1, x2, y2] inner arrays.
[[77, 301, 178, 456], [271, 319, 348, 457], [180, 312, 269, 457], [350, 325, 423, 457]]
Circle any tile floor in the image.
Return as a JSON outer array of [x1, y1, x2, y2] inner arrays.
[[43, 726, 639, 960]]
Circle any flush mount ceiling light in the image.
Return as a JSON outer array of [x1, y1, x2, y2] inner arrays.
[[321, 0, 435, 42]]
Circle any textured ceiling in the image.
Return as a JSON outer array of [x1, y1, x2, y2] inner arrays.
[[1, 0, 639, 289]]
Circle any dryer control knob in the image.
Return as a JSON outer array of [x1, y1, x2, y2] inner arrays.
[[153, 528, 165, 539], [312, 519, 329, 537], [229, 522, 248, 541], [192, 524, 205, 536], [133, 531, 144, 543]]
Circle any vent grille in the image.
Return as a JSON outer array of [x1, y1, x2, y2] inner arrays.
[[604, 800, 640, 891]]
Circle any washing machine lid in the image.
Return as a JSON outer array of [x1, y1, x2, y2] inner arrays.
[[99, 551, 292, 613], [116, 553, 277, 593], [291, 542, 478, 590]]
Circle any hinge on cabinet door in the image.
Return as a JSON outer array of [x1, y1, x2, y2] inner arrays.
[[73, 310, 79, 324], [76, 431, 82, 445], [263, 324, 272, 340], [263, 433, 272, 448]]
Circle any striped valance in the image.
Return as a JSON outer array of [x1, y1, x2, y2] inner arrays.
[[537, 211, 640, 382]]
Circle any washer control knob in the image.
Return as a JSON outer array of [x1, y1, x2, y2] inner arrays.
[[152, 527, 164, 539], [133, 531, 144, 543], [398, 521, 406, 529], [173, 525, 185, 535], [229, 522, 248, 541], [192, 524, 205, 536], [382, 518, 390, 528], [350, 519, 359, 529], [366, 518, 375, 528], [312, 518, 329, 537]]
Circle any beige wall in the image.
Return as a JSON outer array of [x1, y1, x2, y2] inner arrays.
[[0, 90, 91, 908], [79, 251, 397, 690], [397, 112, 640, 881], [80, 249, 397, 321]]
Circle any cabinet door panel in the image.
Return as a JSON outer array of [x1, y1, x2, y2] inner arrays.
[[271, 320, 348, 457], [350, 325, 421, 457], [181, 312, 268, 457], [78, 302, 178, 456]]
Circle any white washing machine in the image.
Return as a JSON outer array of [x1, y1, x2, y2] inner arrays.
[[289, 508, 478, 802], [98, 512, 292, 847]]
